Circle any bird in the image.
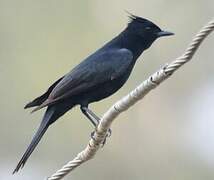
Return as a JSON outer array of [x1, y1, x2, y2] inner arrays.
[[13, 13, 174, 174]]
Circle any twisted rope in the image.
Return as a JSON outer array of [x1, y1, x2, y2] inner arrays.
[[47, 18, 214, 180]]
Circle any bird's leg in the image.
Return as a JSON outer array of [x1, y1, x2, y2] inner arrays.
[[84, 108, 113, 137], [80, 106, 112, 144], [80, 106, 99, 127]]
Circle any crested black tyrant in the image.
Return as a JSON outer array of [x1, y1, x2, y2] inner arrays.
[[13, 14, 174, 173]]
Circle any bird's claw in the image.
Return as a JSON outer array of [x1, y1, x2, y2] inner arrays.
[[90, 128, 112, 146], [90, 131, 96, 141], [107, 128, 112, 137]]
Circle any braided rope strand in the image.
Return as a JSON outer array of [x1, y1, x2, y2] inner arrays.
[[165, 19, 214, 74], [47, 18, 214, 180]]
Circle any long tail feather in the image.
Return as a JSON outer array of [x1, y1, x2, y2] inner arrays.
[[13, 108, 55, 174]]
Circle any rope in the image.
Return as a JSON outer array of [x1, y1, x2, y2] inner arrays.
[[47, 18, 214, 180]]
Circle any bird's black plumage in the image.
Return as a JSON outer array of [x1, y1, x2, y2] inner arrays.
[[13, 14, 173, 173]]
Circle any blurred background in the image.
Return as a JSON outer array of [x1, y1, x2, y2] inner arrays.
[[0, 0, 214, 179]]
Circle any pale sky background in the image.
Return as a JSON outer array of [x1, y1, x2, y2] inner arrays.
[[0, 0, 214, 180]]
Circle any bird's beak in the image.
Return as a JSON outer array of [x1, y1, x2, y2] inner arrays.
[[157, 30, 174, 37]]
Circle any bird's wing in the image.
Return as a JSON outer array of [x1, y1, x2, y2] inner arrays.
[[32, 48, 133, 112], [24, 76, 64, 109]]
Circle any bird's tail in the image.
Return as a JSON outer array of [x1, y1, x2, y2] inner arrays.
[[13, 107, 55, 174]]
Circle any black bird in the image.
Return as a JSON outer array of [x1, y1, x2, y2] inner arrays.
[[13, 14, 173, 173]]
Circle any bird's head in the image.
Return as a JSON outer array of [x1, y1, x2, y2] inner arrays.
[[126, 13, 174, 49]]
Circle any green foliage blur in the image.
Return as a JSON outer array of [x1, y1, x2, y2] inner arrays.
[[0, 0, 214, 179]]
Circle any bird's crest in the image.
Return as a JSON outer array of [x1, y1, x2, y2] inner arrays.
[[125, 11, 148, 24]]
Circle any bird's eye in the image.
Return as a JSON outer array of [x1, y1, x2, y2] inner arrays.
[[145, 27, 151, 30]]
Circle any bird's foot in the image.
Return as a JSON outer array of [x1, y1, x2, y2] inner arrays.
[[107, 128, 112, 137], [90, 128, 112, 146], [90, 130, 96, 140]]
